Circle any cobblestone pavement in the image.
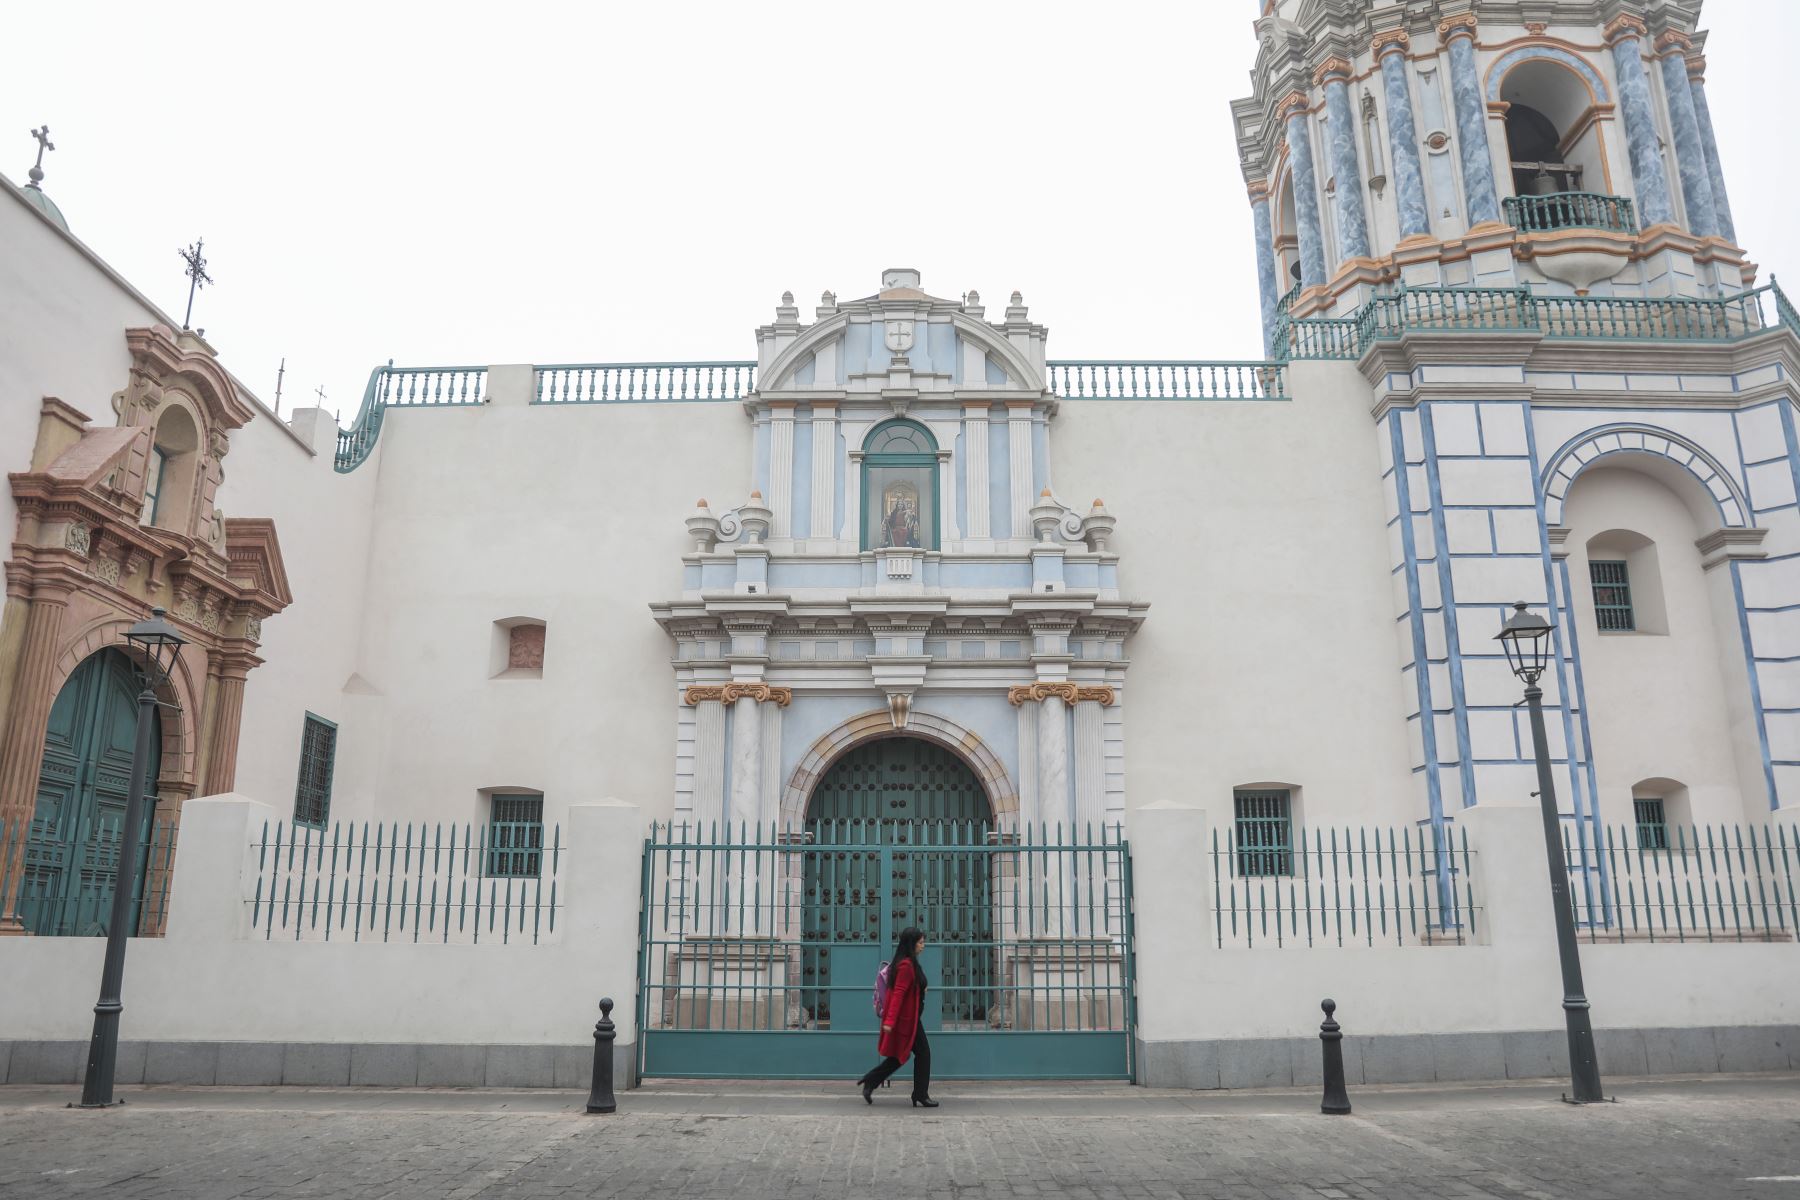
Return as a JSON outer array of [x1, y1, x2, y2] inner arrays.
[[2, 1074, 1798, 1199]]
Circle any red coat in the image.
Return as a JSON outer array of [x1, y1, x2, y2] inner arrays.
[[877, 956, 924, 1063]]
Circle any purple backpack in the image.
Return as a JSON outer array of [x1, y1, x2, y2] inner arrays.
[[872, 961, 892, 1017]]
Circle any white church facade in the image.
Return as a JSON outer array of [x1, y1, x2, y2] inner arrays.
[[2, 0, 1798, 1089]]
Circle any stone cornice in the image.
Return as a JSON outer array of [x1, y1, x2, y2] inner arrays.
[[1695, 527, 1769, 571]]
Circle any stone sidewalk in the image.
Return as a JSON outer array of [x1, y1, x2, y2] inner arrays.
[[1, 1074, 1797, 1198]]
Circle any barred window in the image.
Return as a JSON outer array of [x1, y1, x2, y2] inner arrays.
[[1589, 560, 1635, 631], [1634, 797, 1669, 850], [293, 714, 338, 828], [1233, 789, 1293, 877], [487, 793, 544, 878]]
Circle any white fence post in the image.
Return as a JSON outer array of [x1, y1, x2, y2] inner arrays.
[[563, 799, 646, 1044], [1125, 800, 1212, 1056], [485, 364, 536, 407], [165, 795, 278, 943]]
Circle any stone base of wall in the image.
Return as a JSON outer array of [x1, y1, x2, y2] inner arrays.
[[1136, 1026, 1800, 1090], [0, 1040, 639, 1091]]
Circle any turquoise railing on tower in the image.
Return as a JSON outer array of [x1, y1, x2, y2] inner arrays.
[[334, 365, 488, 472], [534, 361, 757, 404], [1043, 361, 1286, 399], [1503, 192, 1637, 235]]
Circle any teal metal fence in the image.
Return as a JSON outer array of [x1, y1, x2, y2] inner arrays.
[[1211, 824, 1476, 948], [1044, 361, 1286, 400], [1564, 822, 1800, 944], [534, 362, 757, 404], [639, 820, 1135, 1080], [0, 814, 178, 937], [334, 365, 488, 472], [248, 819, 562, 944], [1277, 281, 1794, 362], [1503, 192, 1636, 234]]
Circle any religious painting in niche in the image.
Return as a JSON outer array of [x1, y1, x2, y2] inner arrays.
[[880, 481, 921, 548], [860, 420, 939, 552]]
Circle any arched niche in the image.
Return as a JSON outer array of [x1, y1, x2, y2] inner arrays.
[[1493, 52, 1614, 199]]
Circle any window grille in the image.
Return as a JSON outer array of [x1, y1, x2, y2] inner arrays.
[[487, 793, 545, 878], [1633, 797, 1669, 850], [1233, 789, 1293, 877], [1589, 560, 1635, 631], [292, 714, 337, 828]]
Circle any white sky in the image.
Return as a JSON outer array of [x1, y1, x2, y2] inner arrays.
[[4, 0, 1796, 420]]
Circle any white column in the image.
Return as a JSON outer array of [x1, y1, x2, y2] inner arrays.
[[845, 450, 864, 548], [809, 403, 837, 540], [693, 700, 726, 835], [1016, 700, 1038, 825], [758, 701, 783, 831], [1008, 402, 1034, 539], [1037, 693, 1071, 928], [937, 450, 958, 543], [1073, 697, 1105, 838], [1037, 694, 1070, 833], [963, 402, 990, 539], [768, 404, 795, 539], [728, 696, 761, 830]]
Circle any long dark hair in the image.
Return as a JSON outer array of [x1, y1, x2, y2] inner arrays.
[[888, 926, 924, 986]]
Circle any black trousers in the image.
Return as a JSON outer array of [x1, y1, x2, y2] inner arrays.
[[860, 1027, 931, 1098]]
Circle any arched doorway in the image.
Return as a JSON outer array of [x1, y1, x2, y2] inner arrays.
[[18, 648, 160, 936], [800, 738, 994, 1035]]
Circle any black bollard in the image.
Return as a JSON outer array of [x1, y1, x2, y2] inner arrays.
[[586, 997, 617, 1114], [1319, 998, 1351, 1115]]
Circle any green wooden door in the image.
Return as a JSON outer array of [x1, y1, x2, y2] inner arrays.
[[19, 649, 160, 936]]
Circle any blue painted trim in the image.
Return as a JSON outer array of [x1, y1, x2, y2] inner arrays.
[[1420, 405, 1477, 811], [1390, 414, 1446, 835], [1778, 400, 1800, 527], [1730, 559, 1781, 811]]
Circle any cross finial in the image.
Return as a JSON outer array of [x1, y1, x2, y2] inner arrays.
[[314, 384, 328, 406], [178, 238, 214, 330], [27, 126, 53, 186]]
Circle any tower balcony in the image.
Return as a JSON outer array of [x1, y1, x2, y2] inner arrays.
[[1503, 192, 1637, 236]]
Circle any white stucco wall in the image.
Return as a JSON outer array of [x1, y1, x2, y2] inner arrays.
[[1561, 466, 1752, 825], [1052, 360, 1417, 828], [344, 400, 751, 824]]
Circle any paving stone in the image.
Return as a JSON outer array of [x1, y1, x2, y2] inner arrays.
[[1429, 1031, 1506, 1082], [1360, 1035, 1434, 1084], [6, 1041, 82, 1084], [1214, 1038, 1292, 1089], [1500, 1029, 1568, 1079], [485, 1043, 556, 1087], [111, 1041, 147, 1085], [1642, 1026, 1719, 1074], [1713, 1025, 1793, 1073], [1594, 1027, 1650, 1076]]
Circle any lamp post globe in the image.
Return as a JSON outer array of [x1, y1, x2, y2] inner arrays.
[[78, 607, 186, 1108], [1493, 600, 1605, 1104]]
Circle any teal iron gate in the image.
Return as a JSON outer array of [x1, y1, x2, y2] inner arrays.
[[638, 738, 1135, 1080]]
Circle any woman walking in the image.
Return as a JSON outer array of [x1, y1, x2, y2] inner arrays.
[[858, 926, 938, 1107]]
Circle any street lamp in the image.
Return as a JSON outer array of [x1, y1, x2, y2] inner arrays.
[[1494, 600, 1605, 1104], [79, 607, 185, 1108]]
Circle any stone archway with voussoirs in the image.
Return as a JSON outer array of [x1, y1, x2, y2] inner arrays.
[[1541, 424, 1752, 532], [49, 616, 203, 800], [780, 708, 1019, 830]]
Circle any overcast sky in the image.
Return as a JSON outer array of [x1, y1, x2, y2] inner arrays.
[[5, 1, 1795, 421]]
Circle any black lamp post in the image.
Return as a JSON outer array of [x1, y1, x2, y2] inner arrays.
[[1494, 600, 1604, 1104], [78, 606, 185, 1109]]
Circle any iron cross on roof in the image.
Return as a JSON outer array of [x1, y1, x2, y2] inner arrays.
[[178, 238, 214, 330], [27, 125, 53, 185]]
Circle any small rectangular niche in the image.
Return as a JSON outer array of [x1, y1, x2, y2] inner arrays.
[[491, 617, 546, 679]]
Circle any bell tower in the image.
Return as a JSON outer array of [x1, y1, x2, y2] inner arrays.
[[1234, 1, 1750, 349]]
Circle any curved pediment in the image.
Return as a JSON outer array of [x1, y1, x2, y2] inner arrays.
[[756, 272, 1046, 397]]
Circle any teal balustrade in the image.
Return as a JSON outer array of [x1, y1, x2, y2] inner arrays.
[[334, 365, 487, 473], [535, 361, 757, 404], [1504, 192, 1637, 234], [1044, 361, 1286, 399]]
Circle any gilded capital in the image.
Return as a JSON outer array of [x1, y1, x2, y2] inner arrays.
[[1653, 29, 1693, 57], [1075, 685, 1117, 706], [684, 683, 793, 707], [1006, 682, 1080, 706], [1436, 13, 1478, 44], [1369, 29, 1410, 58], [1311, 56, 1353, 86], [1686, 53, 1706, 80], [1273, 90, 1311, 125], [1602, 13, 1648, 45]]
